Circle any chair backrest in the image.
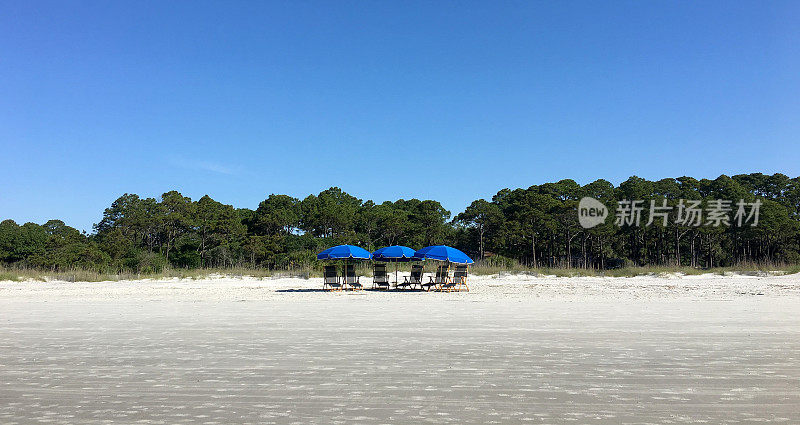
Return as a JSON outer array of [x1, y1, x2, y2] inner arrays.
[[345, 264, 358, 284], [410, 264, 423, 282], [323, 265, 338, 283], [453, 265, 468, 280], [435, 264, 449, 283], [373, 263, 389, 283]]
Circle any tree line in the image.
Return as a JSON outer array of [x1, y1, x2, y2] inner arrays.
[[1, 173, 798, 273]]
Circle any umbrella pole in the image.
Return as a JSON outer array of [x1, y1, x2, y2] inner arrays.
[[395, 262, 398, 285]]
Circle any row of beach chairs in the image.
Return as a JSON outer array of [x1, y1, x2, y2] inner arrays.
[[323, 264, 469, 292], [323, 264, 363, 291]]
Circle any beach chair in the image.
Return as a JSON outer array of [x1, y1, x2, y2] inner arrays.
[[397, 264, 423, 290], [423, 264, 449, 292], [372, 263, 390, 290], [441, 264, 469, 292], [344, 264, 363, 290], [323, 265, 342, 291]]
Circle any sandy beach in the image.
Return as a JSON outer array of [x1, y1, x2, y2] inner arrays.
[[2, 273, 800, 423], [6, 0, 799, 423]]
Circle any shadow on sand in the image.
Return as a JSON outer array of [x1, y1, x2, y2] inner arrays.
[[275, 288, 329, 293], [275, 288, 427, 293]]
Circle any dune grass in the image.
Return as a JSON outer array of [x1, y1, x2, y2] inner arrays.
[[0, 267, 313, 283], [469, 263, 800, 278], [1, 262, 798, 283]]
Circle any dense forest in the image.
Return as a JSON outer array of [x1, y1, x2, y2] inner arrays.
[[1, 173, 799, 273]]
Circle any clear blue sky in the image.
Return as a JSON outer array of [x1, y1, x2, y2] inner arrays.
[[2, 1, 799, 231]]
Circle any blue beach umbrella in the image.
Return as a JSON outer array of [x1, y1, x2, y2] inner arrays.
[[372, 245, 418, 283], [413, 245, 474, 265], [372, 245, 417, 262], [317, 244, 372, 260]]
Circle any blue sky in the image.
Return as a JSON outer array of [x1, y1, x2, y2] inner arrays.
[[2, 1, 799, 231]]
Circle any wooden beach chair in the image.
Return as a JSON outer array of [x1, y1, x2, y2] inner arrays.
[[423, 264, 449, 292], [372, 263, 390, 290], [323, 265, 342, 291], [344, 264, 363, 290], [397, 264, 423, 290], [441, 264, 469, 292]]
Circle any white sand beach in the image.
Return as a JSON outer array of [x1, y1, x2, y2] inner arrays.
[[2, 273, 800, 423]]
